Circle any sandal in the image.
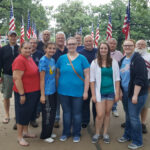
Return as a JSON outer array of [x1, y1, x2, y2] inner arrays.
[[17, 138, 29, 146], [2, 118, 10, 124], [23, 133, 37, 138]]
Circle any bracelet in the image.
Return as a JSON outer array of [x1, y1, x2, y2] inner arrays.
[[20, 93, 25, 96]]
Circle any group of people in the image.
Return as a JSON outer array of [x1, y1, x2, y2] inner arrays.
[[0, 29, 149, 150]]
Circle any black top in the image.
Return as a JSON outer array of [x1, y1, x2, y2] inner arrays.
[[31, 50, 44, 66], [0, 44, 19, 77], [79, 48, 98, 64], [37, 41, 45, 53], [52, 46, 68, 62], [120, 52, 148, 97]]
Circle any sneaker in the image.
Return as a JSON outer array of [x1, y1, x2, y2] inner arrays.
[[121, 122, 126, 128], [92, 134, 100, 143], [112, 110, 119, 117], [54, 121, 59, 128], [142, 124, 148, 134], [82, 123, 88, 128], [118, 136, 130, 143], [128, 143, 143, 149], [59, 135, 67, 142], [30, 120, 38, 128], [51, 133, 57, 138], [44, 137, 54, 143], [73, 136, 80, 143], [103, 134, 110, 144]]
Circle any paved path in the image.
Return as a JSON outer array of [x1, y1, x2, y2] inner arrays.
[[0, 92, 150, 150]]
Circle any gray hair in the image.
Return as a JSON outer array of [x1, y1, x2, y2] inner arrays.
[[56, 31, 66, 40], [108, 38, 117, 44], [136, 40, 147, 47], [66, 37, 77, 44], [84, 35, 93, 41]]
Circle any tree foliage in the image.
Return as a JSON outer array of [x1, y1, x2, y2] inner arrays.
[[53, 0, 150, 49], [0, 0, 51, 37]]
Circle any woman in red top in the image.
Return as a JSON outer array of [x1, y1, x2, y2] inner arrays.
[[12, 41, 40, 146]]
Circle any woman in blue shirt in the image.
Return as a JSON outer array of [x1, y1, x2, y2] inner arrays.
[[118, 39, 148, 149], [56, 37, 90, 143], [39, 42, 56, 143]]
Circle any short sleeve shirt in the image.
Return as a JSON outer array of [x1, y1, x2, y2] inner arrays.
[[120, 57, 131, 91], [56, 54, 89, 97], [39, 56, 56, 95], [12, 54, 40, 93]]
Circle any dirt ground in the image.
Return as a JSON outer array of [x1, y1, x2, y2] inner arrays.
[[0, 92, 150, 150]]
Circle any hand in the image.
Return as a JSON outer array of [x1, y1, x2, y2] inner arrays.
[[132, 95, 138, 104], [40, 95, 46, 104], [83, 92, 88, 100], [91, 96, 97, 103], [0, 77, 3, 84], [114, 95, 119, 102], [20, 96, 26, 104]]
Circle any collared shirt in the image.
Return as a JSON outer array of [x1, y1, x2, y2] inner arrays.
[[111, 50, 123, 62]]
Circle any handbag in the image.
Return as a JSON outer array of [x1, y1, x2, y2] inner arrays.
[[67, 54, 84, 82]]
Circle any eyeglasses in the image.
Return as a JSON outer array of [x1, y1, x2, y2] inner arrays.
[[67, 43, 77, 46], [123, 45, 134, 48]]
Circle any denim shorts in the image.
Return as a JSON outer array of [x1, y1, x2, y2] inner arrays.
[[101, 93, 115, 101]]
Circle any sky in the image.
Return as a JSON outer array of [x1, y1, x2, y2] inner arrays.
[[41, 0, 112, 8]]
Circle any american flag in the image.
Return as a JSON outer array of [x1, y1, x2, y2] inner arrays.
[[106, 12, 112, 41], [26, 11, 31, 39], [32, 21, 37, 38], [95, 22, 100, 48], [20, 17, 25, 45], [91, 23, 94, 40], [9, 0, 16, 31], [79, 26, 82, 35], [122, 0, 130, 40]]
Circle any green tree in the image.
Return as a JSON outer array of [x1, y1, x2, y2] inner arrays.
[[0, 0, 51, 38], [54, 1, 92, 38]]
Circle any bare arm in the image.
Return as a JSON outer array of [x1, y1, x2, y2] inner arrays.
[[40, 71, 46, 104], [114, 81, 120, 102], [132, 85, 142, 104], [83, 68, 90, 100], [13, 70, 25, 104], [90, 82, 97, 103]]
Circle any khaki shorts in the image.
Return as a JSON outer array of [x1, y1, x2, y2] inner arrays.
[[143, 93, 150, 108], [1, 74, 13, 99]]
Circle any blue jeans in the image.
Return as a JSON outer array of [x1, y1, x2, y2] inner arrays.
[[122, 91, 147, 146], [59, 94, 83, 137]]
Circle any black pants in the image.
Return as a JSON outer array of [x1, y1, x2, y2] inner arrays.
[[82, 89, 96, 125], [40, 93, 57, 139]]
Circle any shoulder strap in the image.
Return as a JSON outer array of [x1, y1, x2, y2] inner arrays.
[[67, 54, 84, 82]]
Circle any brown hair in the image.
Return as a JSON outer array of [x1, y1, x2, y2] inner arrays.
[[19, 41, 31, 53], [44, 42, 56, 49], [97, 42, 112, 67], [123, 39, 136, 47]]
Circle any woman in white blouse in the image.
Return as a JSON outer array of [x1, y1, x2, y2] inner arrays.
[[90, 42, 120, 144]]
